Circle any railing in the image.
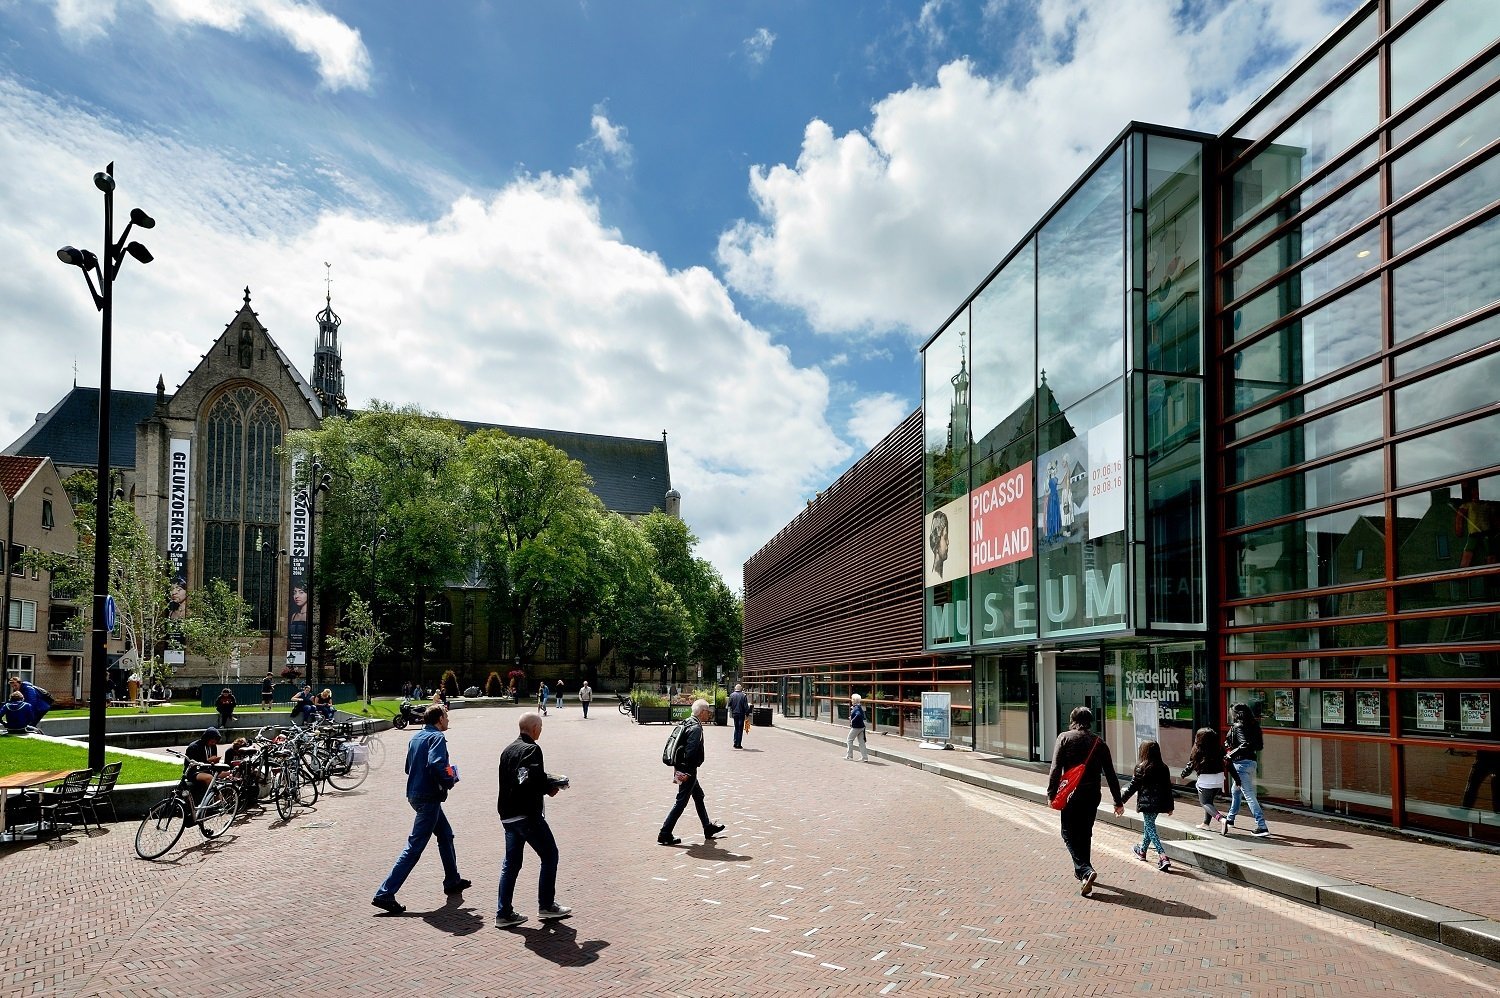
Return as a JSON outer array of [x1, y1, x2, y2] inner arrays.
[[47, 632, 84, 653]]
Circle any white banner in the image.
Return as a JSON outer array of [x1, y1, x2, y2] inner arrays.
[[1087, 413, 1125, 538]]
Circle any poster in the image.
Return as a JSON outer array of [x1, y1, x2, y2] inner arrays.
[[1273, 689, 1296, 723], [1321, 690, 1345, 725], [969, 463, 1031, 573], [920, 692, 952, 743], [925, 493, 970, 588], [1460, 692, 1492, 734], [1132, 698, 1159, 751], [166, 438, 192, 623], [1416, 691, 1445, 731], [1086, 412, 1126, 538], [1355, 690, 1381, 727], [287, 456, 309, 668]]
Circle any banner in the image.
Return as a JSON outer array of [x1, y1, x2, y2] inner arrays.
[[970, 463, 1031, 572], [920, 692, 952, 743], [166, 439, 192, 623], [1087, 413, 1125, 538], [287, 456, 309, 667], [924, 493, 969, 588]]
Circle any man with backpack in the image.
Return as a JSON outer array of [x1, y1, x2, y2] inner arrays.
[[657, 699, 726, 846]]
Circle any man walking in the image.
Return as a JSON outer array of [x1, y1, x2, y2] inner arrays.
[[577, 680, 592, 719], [728, 683, 749, 749], [1046, 706, 1124, 896], [658, 699, 726, 846], [844, 693, 869, 761], [537, 681, 550, 717], [495, 711, 572, 928], [372, 705, 470, 914]]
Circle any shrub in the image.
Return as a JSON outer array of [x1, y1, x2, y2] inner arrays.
[[440, 669, 459, 695], [630, 689, 669, 708], [485, 671, 505, 696]]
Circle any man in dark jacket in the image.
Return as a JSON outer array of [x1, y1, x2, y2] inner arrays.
[[728, 684, 749, 748], [1045, 707, 1124, 896], [372, 706, 470, 915], [495, 711, 571, 928], [658, 699, 726, 846], [3, 691, 36, 733]]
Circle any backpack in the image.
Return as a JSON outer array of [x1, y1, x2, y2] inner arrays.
[[35, 686, 55, 707], [662, 720, 690, 767]]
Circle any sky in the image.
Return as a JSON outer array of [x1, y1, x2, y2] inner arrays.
[[0, 0, 1359, 588]]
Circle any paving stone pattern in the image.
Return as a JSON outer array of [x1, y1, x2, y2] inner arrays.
[[3, 709, 1497, 997]]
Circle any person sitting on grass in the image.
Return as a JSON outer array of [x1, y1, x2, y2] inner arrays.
[[3, 691, 36, 733]]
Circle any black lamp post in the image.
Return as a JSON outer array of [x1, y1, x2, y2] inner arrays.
[[255, 528, 287, 679], [56, 162, 154, 773], [306, 461, 331, 685]]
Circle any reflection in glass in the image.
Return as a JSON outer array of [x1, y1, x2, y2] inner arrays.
[[971, 245, 1035, 465], [1229, 502, 1384, 599], [1398, 611, 1500, 648], [1231, 361, 1381, 438], [923, 317, 969, 490], [1391, 89, 1500, 201], [1392, 151, 1500, 254], [1392, 52, 1500, 147], [1393, 347, 1500, 432], [1145, 377, 1203, 624], [1395, 472, 1500, 577], [1230, 12, 1376, 147], [1231, 448, 1382, 529], [1403, 741, 1500, 845], [1231, 226, 1380, 342], [1394, 410, 1500, 488], [1038, 146, 1124, 411], [1393, 311, 1500, 376], [1228, 621, 1385, 654], [1231, 396, 1381, 484], [1392, 213, 1500, 342], [1228, 175, 1379, 300], [1390, 0, 1500, 113], [972, 435, 1039, 644], [1142, 136, 1203, 374]]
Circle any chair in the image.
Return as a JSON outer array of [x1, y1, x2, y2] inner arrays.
[[82, 762, 123, 829], [33, 769, 93, 836]]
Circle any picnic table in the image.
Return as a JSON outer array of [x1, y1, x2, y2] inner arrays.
[[0, 769, 74, 843]]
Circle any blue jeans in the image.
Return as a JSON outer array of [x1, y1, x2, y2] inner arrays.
[[1227, 759, 1267, 828], [497, 815, 559, 915], [1138, 812, 1164, 857], [376, 797, 461, 900]]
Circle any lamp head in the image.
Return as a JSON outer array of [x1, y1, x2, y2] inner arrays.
[[128, 207, 156, 229], [124, 241, 153, 264], [93, 171, 116, 193], [56, 246, 98, 270]]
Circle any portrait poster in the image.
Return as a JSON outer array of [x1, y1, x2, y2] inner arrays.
[[969, 463, 1031, 573], [1321, 690, 1345, 726], [1086, 413, 1126, 539], [1416, 691, 1445, 731], [1273, 689, 1296, 723], [924, 492, 970, 588], [1460, 692, 1492, 734], [1132, 698, 1159, 752], [1355, 690, 1382, 727]]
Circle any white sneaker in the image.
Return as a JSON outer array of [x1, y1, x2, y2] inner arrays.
[[538, 904, 572, 921]]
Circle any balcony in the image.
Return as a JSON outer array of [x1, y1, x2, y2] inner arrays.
[[48, 631, 84, 654]]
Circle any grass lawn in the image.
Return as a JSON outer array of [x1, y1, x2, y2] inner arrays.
[[0, 737, 183, 783], [47, 703, 215, 718], [48, 699, 402, 720]]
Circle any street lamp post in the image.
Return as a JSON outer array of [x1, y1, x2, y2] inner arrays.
[[56, 162, 154, 773], [255, 529, 287, 679]]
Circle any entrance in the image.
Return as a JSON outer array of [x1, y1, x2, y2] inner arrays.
[[975, 652, 1034, 760], [1038, 649, 1103, 761]]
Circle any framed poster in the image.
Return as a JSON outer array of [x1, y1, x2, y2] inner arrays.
[[920, 692, 952, 743], [1132, 698, 1159, 751], [1460, 692, 1492, 734], [1273, 689, 1296, 723], [1355, 690, 1381, 728], [1416, 691, 1445, 731], [1321, 690, 1345, 726]]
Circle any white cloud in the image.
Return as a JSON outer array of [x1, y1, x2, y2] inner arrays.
[[0, 73, 844, 587], [744, 27, 775, 66], [846, 392, 912, 449], [48, 0, 372, 91], [718, 0, 1354, 340], [587, 104, 634, 168]]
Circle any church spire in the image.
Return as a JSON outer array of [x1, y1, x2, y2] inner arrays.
[[311, 262, 347, 417]]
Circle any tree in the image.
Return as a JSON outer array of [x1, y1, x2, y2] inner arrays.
[[179, 578, 256, 687], [326, 594, 387, 707], [695, 576, 743, 689]]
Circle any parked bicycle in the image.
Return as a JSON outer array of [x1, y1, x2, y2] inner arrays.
[[133, 752, 239, 860]]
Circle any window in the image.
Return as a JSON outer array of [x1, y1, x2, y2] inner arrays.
[[5, 654, 34, 684], [8, 543, 21, 577], [41, 499, 53, 530], [7, 599, 37, 632], [1389, 0, 1500, 114], [202, 386, 284, 629]]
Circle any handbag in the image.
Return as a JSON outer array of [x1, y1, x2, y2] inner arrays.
[[1050, 736, 1100, 811]]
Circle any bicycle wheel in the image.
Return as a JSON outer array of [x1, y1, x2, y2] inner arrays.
[[326, 744, 369, 791], [135, 797, 187, 860], [363, 735, 386, 771], [198, 784, 238, 839], [274, 769, 301, 820]]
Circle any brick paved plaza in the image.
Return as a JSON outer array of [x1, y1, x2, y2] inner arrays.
[[4, 707, 1498, 996]]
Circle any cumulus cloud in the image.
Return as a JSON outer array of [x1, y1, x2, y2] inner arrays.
[[586, 104, 634, 169], [744, 27, 775, 66], [847, 392, 912, 448], [718, 0, 1354, 340], [0, 73, 843, 586], [48, 0, 372, 90]]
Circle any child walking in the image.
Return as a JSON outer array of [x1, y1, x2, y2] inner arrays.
[[1180, 727, 1225, 832], [1121, 739, 1175, 872]]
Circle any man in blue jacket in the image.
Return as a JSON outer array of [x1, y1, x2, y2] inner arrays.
[[373, 706, 471, 914], [494, 711, 571, 928], [3, 691, 36, 733], [8, 677, 50, 730], [729, 684, 749, 749]]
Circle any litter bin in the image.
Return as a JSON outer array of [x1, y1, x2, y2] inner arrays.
[[752, 707, 773, 727]]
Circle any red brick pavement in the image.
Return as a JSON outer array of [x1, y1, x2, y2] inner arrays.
[[2, 707, 1497, 997]]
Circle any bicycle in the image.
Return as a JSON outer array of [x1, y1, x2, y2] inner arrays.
[[619, 692, 634, 716], [134, 754, 239, 860]]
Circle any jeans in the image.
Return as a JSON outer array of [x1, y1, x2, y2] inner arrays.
[[1059, 800, 1098, 880], [845, 727, 867, 760], [1139, 812, 1164, 857], [1227, 759, 1267, 828], [662, 774, 711, 836], [732, 715, 746, 748], [581, 700, 590, 718], [376, 797, 461, 900], [497, 815, 559, 915], [1196, 785, 1220, 824]]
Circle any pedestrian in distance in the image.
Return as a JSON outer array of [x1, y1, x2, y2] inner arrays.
[[495, 711, 572, 928], [1181, 727, 1226, 831], [1121, 739, 1174, 872], [260, 671, 275, 711], [555, 682, 564, 710], [1223, 702, 1271, 837], [577, 680, 592, 719], [1045, 706, 1124, 896], [372, 705, 470, 915], [215, 687, 236, 729], [844, 693, 869, 762], [658, 699, 726, 846], [537, 681, 550, 717], [728, 683, 749, 748]]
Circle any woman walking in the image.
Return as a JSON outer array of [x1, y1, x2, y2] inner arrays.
[[1181, 727, 1225, 831], [1223, 702, 1271, 837], [1121, 739, 1174, 872], [1046, 707, 1124, 896]]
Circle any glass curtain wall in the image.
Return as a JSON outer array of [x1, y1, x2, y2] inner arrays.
[[1217, 0, 1500, 842]]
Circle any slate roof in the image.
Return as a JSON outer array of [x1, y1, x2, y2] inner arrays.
[[5, 387, 158, 469], [0, 455, 44, 499], [453, 420, 673, 516]]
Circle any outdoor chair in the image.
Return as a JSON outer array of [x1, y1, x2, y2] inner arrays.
[[81, 762, 123, 829], [32, 769, 93, 837]]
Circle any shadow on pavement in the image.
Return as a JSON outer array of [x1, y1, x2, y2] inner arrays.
[[1087, 883, 1215, 918], [1237, 833, 1352, 850], [685, 841, 752, 862], [420, 895, 485, 936], [518, 921, 609, 966]]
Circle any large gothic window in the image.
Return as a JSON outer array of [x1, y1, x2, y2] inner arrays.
[[202, 387, 283, 630]]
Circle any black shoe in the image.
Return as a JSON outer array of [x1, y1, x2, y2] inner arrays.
[[704, 823, 725, 839], [657, 832, 681, 846], [495, 910, 526, 928], [372, 895, 406, 915], [445, 879, 472, 895]]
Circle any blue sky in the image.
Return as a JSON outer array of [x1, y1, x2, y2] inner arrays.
[[0, 0, 1355, 584]]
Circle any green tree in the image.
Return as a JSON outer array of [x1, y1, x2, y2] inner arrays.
[[106, 496, 175, 707], [179, 578, 256, 687], [326, 594, 387, 707], [695, 576, 743, 688]]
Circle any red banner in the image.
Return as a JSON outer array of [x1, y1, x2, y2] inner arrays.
[[970, 464, 1032, 572]]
